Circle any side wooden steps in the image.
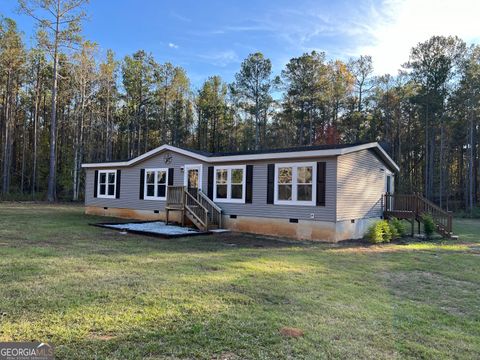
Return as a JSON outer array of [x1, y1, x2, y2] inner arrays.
[[384, 193, 455, 239]]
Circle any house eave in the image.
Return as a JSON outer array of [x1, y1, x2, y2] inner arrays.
[[81, 142, 400, 172]]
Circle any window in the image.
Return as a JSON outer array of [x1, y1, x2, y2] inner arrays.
[[274, 162, 316, 206], [277, 167, 292, 201], [144, 168, 168, 200], [231, 168, 244, 199], [216, 169, 228, 199], [98, 170, 116, 198], [214, 165, 246, 203], [297, 166, 313, 201]]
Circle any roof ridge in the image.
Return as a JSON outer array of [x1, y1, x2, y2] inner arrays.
[[182, 142, 371, 157]]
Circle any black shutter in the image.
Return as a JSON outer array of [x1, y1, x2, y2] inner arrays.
[[267, 164, 274, 204], [94, 170, 99, 198], [168, 168, 174, 186], [139, 169, 145, 200], [115, 170, 121, 199], [207, 166, 214, 199], [246, 165, 253, 203], [317, 162, 326, 206]]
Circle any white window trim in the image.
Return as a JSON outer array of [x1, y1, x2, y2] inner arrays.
[[183, 164, 203, 191], [144, 168, 169, 201], [213, 165, 246, 204], [98, 170, 117, 199], [274, 162, 317, 206]]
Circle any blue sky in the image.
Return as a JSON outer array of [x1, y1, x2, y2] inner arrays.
[[1, 0, 479, 88]]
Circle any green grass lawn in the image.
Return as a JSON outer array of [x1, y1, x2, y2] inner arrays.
[[0, 204, 479, 359]]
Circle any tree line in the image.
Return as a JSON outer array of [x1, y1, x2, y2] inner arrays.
[[0, 1, 478, 212]]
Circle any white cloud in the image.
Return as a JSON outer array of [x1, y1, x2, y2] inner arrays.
[[356, 0, 480, 75], [263, 1, 480, 75], [168, 42, 179, 49], [198, 50, 240, 67]]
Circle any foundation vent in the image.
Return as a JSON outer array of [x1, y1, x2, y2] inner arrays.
[[103, 207, 108, 210], [289, 218, 299, 223], [230, 215, 237, 219], [154, 210, 160, 214]]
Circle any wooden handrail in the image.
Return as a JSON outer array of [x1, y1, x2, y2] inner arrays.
[[383, 193, 453, 236], [166, 185, 222, 231], [197, 190, 222, 228], [416, 194, 447, 215], [198, 190, 222, 212], [167, 186, 185, 206], [185, 190, 209, 229]]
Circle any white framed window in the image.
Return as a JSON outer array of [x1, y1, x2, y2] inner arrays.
[[274, 162, 316, 206], [144, 168, 168, 200], [214, 165, 246, 203], [98, 170, 117, 199]]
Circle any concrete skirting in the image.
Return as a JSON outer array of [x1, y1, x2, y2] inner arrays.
[[85, 206, 182, 223], [85, 206, 378, 242], [224, 215, 379, 241], [223, 215, 337, 242], [335, 218, 379, 241]]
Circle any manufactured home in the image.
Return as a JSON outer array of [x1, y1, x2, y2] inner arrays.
[[82, 142, 400, 241]]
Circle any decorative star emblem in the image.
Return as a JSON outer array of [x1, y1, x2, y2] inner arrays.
[[164, 154, 173, 164]]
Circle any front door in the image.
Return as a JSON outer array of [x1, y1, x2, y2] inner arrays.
[[184, 165, 202, 197]]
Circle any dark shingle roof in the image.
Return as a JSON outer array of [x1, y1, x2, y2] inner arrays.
[[180, 142, 369, 157]]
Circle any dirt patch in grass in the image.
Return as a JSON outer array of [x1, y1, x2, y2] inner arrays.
[[212, 352, 239, 360], [279, 327, 304, 338]]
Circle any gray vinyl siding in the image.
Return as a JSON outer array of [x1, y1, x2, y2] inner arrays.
[[85, 150, 337, 222], [204, 158, 337, 222], [85, 151, 208, 211], [336, 149, 386, 221]]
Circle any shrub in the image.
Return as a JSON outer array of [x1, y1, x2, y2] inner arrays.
[[366, 220, 392, 243], [388, 221, 400, 239], [389, 217, 407, 238], [421, 213, 435, 238]]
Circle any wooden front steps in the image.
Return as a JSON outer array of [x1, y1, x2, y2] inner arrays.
[[166, 186, 222, 231], [384, 193, 454, 238]]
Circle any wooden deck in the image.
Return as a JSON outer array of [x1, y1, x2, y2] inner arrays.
[[383, 193, 454, 238]]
